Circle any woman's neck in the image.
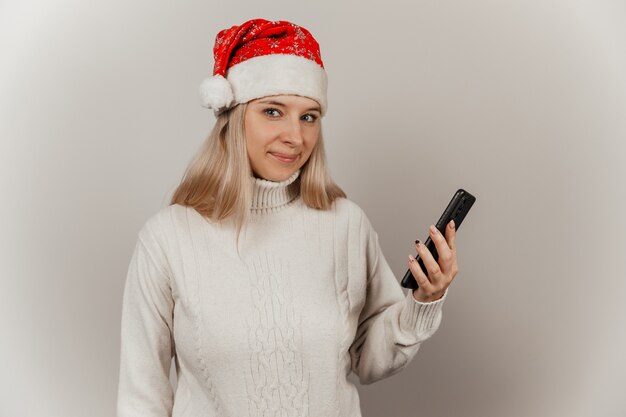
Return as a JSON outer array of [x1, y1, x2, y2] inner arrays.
[[250, 169, 301, 214]]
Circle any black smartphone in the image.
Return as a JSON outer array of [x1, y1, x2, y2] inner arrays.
[[400, 189, 476, 290]]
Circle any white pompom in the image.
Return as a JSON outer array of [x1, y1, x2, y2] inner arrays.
[[199, 74, 234, 111]]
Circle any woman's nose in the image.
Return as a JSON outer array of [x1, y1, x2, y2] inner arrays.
[[280, 118, 304, 145]]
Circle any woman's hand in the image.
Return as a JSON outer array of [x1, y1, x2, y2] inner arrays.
[[408, 220, 459, 303]]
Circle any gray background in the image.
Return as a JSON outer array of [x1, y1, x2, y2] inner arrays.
[[1, 0, 625, 416]]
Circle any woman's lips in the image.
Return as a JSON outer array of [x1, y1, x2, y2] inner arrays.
[[270, 152, 298, 163]]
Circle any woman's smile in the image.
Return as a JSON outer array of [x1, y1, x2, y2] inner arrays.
[[270, 152, 299, 163]]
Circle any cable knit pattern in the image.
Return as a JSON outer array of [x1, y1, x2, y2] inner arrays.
[[244, 249, 309, 416], [117, 168, 447, 417]]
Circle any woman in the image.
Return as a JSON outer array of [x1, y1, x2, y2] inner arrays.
[[117, 18, 459, 417]]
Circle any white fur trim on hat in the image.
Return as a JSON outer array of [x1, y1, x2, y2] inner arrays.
[[199, 74, 234, 112], [226, 54, 328, 116]]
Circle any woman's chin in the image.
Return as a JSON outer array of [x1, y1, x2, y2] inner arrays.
[[254, 166, 298, 182], [253, 157, 300, 181]]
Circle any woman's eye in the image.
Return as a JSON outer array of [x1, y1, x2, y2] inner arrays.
[[264, 108, 281, 117], [302, 114, 318, 123]]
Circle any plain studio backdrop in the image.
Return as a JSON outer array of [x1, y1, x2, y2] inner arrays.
[[1, 0, 625, 416]]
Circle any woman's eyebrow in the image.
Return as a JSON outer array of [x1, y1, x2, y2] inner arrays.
[[257, 99, 321, 113]]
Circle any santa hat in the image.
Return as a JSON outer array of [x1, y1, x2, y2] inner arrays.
[[199, 18, 328, 117]]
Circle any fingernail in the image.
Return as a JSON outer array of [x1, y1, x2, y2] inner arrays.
[[415, 239, 420, 247], [430, 225, 438, 234], [449, 220, 455, 229], [408, 254, 415, 262]]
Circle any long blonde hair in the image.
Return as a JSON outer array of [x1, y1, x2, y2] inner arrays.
[[170, 101, 346, 246]]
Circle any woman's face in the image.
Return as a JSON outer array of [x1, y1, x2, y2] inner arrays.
[[244, 94, 321, 182]]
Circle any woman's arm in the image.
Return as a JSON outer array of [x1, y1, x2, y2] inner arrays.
[[348, 214, 447, 386], [117, 227, 175, 417]]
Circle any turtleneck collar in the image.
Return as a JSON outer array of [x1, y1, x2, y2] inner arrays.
[[250, 169, 301, 214]]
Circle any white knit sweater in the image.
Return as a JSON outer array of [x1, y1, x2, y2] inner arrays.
[[117, 168, 447, 417]]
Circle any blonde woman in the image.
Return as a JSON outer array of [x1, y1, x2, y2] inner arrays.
[[117, 18, 459, 417]]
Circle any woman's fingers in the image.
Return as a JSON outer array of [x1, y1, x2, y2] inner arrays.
[[444, 220, 459, 281], [446, 220, 457, 251], [414, 238, 444, 283], [410, 221, 460, 302], [428, 224, 455, 275], [408, 254, 436, 294]]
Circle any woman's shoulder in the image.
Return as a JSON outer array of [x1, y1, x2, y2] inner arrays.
[[332, 196, 364, 215], [137, 203, 192, 243], [329, 197, 373, 229]]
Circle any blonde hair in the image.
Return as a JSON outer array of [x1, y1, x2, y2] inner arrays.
[[169, 101, 347, 247]]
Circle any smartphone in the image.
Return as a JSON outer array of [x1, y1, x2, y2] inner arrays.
[[400, 189, 476, 290]]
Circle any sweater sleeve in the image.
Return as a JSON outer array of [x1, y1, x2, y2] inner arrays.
[[117, 226, 175, 417], [348, 213, 447, 385]]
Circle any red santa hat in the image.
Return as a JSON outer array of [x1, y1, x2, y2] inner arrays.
[[199, 18, 328, 117]]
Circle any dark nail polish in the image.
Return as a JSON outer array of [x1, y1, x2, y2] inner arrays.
[[415, 239, 420, 245]]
